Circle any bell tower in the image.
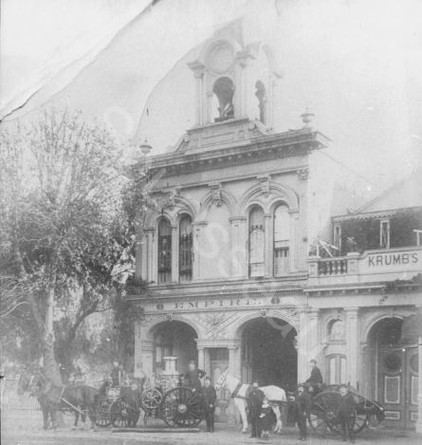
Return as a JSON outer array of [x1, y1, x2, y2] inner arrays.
[[187, 27, 281, 128]]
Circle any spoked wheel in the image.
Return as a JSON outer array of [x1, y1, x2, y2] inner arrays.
[[309, 391, 343, 436], [353, 408, 369, 434], [94, 398, 112, 427], [110, 399, 136, 428], [162, 386, 203, 428]]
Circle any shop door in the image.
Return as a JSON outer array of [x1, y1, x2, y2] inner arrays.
[[378, 347, 419, 429], [209, 349, 230, 421], [405, 347, 419, 427]]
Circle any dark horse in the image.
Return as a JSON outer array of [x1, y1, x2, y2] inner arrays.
[[18, 367, 99, 430]]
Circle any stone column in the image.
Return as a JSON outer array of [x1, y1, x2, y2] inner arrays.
[[145, 229, 155, 283], [228, 341, 242, 379], [187, 61, 205, 126], [198, 347, 206, 372], [264, 213, 273, 277], [297, 307, 309, 383], [345, 307, 359, 388], [135, 325, 154, 378], [307, 309, 320, 363], [289, 211, 299, 272], [416, 335, 422, 433], [204, 349, 211, 377], [138, 230, 147, 279], [297, 307, 320, 382], [192, 221, 207, 280], [171, 225, 179, 283]]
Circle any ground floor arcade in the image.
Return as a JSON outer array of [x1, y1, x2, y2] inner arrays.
[[131, 290, 421, 430]]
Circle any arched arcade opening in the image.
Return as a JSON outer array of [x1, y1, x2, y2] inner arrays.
[[152, 320, 198, 375], [365, 317, 418, 429], [240, 317, 297, 390]]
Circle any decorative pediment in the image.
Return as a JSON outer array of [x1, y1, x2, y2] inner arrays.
[[174, 118, 271, 154]]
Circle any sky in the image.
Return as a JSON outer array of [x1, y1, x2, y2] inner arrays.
[[1, 0, 149, 107], [1, 0, 422, 194]]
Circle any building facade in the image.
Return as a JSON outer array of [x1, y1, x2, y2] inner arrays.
[[128, 31, 421, 430]]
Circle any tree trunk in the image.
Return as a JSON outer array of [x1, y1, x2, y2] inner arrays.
[[43, 280, 62, 385]]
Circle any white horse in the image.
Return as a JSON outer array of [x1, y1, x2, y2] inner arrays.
[[215, 369, 286, 434]]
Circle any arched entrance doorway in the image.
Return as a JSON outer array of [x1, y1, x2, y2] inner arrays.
[[240, 317, 297, 390], [152, 321, 198, 375], [366, 317, 419, 429]]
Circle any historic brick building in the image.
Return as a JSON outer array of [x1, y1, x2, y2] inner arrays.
[[128, 29, 421, 430]]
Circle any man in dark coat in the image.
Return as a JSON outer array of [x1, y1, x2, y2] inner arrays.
[[111, 360, 123, 387], [183, 360, 206, 393], [202, 377, 217, 432], [338, 385, 357, 443], [248, 381, 265, 438], [305, 359, 323, 394], [294, 384, 311, 441]]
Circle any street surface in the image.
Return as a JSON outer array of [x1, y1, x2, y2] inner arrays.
[[1, 409, 420, 445]]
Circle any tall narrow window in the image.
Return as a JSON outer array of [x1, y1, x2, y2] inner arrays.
[[249, 206, 265, 277], [380, 220, 390, 249], [158, 218, 172, 283], [273, 204, 290, 276], [179, 215, 193, 282]]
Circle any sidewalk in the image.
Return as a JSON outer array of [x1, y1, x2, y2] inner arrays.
[[2, 409, 420, 445]]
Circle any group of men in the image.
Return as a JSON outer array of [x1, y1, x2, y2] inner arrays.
[[299, 360, 357, 443], [110, 358, 357, 442], [183, 360, 217, 432]]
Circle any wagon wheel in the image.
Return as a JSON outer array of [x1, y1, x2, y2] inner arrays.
[[309, 391, 343, 436], [352, 410, 369, 434], [94, 398, 112, 427], [110, 398, 133, 428], [141, 387, 163, 411], [352, 396, 371, 434], [162, 386, 203, 428]]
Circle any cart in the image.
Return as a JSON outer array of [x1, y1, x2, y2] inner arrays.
[[140, 374, 203, 428], [308, 384, 385, 437], [94, 375, 203, 428]]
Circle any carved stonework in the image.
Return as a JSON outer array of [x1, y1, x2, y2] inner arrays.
[[257, 175, 271, 197], [297, 168, 309, 180], [198, 312, 237, 340], [329, 319, 345, 341], [209, 182, 224, 207]]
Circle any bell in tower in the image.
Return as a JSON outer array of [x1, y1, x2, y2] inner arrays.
[[187, 24, 281, 128]]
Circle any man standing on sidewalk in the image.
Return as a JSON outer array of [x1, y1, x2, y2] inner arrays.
[[248, 381, 265, 438], [338, 384, 357, 443], [202, 377, 217, 432], [294, 384, 311, 441]]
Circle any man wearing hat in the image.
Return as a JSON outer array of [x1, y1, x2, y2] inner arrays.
[[338, 384, 356, 443], [202, 377, 217, 432], [294, 384, 311, 441], [247, 381, 265, 438], [183, 360, 206, 393]]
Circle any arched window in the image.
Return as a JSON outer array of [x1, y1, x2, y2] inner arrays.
[[179, 215, 193, 282], [157, 217, 172, 283], [326, 354, 347, 385], [213, 77, 235, 122], [273, 204, 290, 276], [249, 206, 265, 277]]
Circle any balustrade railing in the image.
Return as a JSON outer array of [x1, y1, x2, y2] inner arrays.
[[317, 258, 348, 276]]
